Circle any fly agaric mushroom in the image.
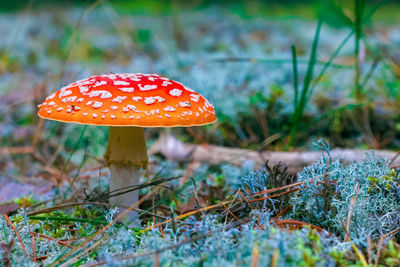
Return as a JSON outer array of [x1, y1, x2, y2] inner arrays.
[[37, 73, 216, 217]]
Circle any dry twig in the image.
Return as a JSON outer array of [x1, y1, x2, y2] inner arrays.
[[30, 232, 73, 248]]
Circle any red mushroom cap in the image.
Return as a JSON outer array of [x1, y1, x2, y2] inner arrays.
[[37, 73, 217, 127]]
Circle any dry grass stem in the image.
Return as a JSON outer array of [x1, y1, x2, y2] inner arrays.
[[31, 235, 36, 263], [221, 202, 240, 222], [238, 190, 254, 209], [250, 243, 259, 267], [345, 182, 360, 241], [271, 205, 292, 221], [30, 232, 73, 248]]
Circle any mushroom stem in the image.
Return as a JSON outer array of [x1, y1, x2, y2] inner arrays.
[[104, 126, 148, 221]]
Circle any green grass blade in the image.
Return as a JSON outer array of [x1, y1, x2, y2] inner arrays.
[[308, 30, 354, 99], [353, 0, 365, 101], [289, 0, 325, 146], [291, 45, 299, 111], [28, 216, 107, 225]]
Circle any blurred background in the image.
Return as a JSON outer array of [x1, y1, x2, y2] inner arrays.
[[1, 0, 400, 171]]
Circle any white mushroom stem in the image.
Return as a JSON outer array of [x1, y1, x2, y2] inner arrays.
[[104, 126, 148, 221]]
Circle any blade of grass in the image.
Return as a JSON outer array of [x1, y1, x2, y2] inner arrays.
[[308, 30, 354, 99], [2, 222, 9, 241], [27, 202, 109, 216], [289, 0, 325, 146], [107, 176, 182, 199], [327, 0, 353, 27], [353, 0, 366, 101], [360, 56, 379, 88], [310, 0, 384, 101], [287, 0, 384, 146], [291, 45, 299, 111], [28, 216, 107, 225]]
